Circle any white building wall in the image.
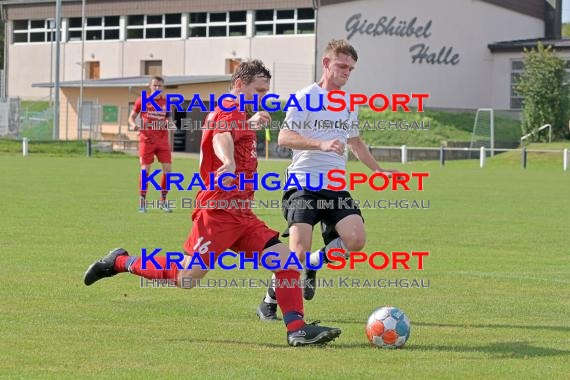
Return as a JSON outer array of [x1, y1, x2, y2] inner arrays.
[[317, 0, 544, 109]]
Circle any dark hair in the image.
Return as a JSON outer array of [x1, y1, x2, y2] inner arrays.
[[230, 59, 271, 89], [149, 76, 164, 84], [324, 39, 358, 62]]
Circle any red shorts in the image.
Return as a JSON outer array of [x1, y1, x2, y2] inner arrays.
[[139, 139, 171, 165], [184, 208, 279, 266]]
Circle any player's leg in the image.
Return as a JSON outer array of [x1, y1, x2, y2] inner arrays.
[[157, 143, 173, 213], [84, 210, 233, 287], [304, 191, 363, 300], [258, 190, 318, 317], [138, 142, 155, 213], [234, 216, 341, 346], [261, 240, 341, 346]]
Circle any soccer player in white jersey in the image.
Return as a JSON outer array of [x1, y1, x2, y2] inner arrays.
[[257, 39, 398, 320]]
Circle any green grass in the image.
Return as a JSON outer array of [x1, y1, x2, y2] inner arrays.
[[1, 154, 569, 378], [0, 139, 127, 157], [262, 107, 522, 148]]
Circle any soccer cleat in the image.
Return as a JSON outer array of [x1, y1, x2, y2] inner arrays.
[[303, 268, 318, 301], [84, 248, 129, 286], [138, 197, 146, 213], [287, 321, 342, 347], [256, 300, 280, 321], [160, 199, 173, 213]]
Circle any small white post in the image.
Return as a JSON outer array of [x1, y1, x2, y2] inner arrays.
[[564, 149, 568, 172], [480, 146, 486, 168], [401, 145, 407, 164], [22, 138, 29, 157]]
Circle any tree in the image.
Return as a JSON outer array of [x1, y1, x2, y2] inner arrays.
[[517, 42, 569, 141]]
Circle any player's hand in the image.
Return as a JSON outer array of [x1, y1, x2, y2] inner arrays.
[[375, 168, 399, 178], [320, 139, 345, 155], [248, 111, 272, 126], [216, 161, 236, 187]]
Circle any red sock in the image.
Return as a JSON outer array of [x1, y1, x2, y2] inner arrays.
[[127, 256, 178, 280], [114, 255, 129, 272], [274, 270, 305, 331], [139, 173, 147, 197], [160, 173, 168, 199]]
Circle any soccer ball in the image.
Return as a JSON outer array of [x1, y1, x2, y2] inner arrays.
[[366, 306, 411, 348]]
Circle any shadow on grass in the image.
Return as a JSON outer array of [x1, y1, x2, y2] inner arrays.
[[329, 319, 570, 333], [404, 341, 570, 358]]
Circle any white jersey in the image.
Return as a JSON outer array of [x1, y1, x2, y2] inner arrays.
[[284, 82, 359, 190]]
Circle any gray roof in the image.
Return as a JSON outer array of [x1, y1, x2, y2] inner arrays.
[[488, 38, 570, 53], [32, 75, 232, 88]]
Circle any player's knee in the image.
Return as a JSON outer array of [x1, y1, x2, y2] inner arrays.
[[176, 268, 208, 289], [344, 233, 366, 251]]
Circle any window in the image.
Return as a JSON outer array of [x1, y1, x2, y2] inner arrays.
[[142, 60, 162, 76], [188, 11, 246, 38], [87, 61, 100, 80], [68, 16, 120, 41], [127, 14, 182, 39], [226, 58, 242, 74], [510, 60, 524, 110], [12, 19, 54, 43], [254, 8, 315, 36]]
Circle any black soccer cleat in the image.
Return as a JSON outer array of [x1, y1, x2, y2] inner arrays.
[[256, 300, 280, 321], [84, 248, 129, 286], [303, 268, 318, 301], [287, 321, 342, 347]]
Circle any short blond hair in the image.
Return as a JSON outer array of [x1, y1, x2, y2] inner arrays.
[[324, 39, 358, 61]]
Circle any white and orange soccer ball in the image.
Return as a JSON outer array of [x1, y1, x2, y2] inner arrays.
[[366, 306, 411, 348]]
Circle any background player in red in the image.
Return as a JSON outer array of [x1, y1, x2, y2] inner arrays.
[[84, 60, 342, 347], [128, 76, 173, 213]]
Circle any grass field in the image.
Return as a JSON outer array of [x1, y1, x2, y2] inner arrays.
[[1, 152, 569, 379]]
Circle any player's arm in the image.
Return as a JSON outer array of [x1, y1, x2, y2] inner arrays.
[[278, 129, 345, 155], [128, 109, 139, 131], [213, 132, 236, 186], [348, 136, 397, 175]]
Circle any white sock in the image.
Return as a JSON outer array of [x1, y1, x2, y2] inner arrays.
[[263, 273, 278, 304], [309, 237, 347, 266]]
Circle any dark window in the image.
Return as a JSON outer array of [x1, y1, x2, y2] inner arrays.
[[229, 25, 246, 36], [146, 28, 163, 39], [276, 23, 295, 35], [190, 13, 207, 24], [255, 24, 273, 35], [128, 15, 144, 26], [165, 27, 181, 38], [147, 15, 162, 25], [297, 8, 315, 20], [297, 22, 314, 34], [256, 10, 273, 21], [30, 32, 45, 42], [86, 30, 102, 40], [209, 26, 226, 37], [276, 10, 294, 20], [104, 29, 120, 40], [105, 16, 120, 27], [30, 20, 44, 29], [87, 17, 102, 26], [69, 18, 82, 28], [229, 11, 246, 22], [13, 20, 28, 30], [165, 13, 181, 24], [189, 26, 206, 37], [210, 12, 226, 22], [14, 33, 28, 43], [127, 28, 144, 39]]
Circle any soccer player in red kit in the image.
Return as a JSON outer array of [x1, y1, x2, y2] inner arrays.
[[128, 76, 173, 213], [84, 60, 342, 346]]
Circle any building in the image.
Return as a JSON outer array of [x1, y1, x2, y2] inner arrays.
[[0, 0, 566, 147], [316, 0, 565, 110]]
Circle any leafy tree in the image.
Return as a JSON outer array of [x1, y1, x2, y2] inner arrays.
[[517, 42, 569, 141]]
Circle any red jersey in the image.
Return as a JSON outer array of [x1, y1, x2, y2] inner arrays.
[[133, 95, 169, 143], [194, 100, 258, 216]]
